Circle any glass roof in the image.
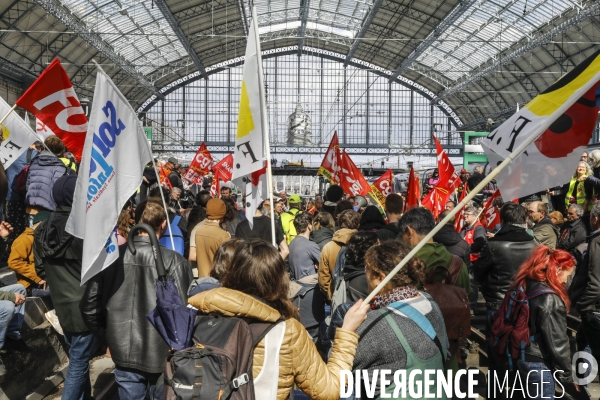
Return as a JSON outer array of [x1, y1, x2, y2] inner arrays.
[[415, 0, 577, 82], [61, 0, 190, 76]]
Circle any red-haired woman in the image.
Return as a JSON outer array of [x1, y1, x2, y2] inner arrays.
[[512, 245, 577, 399]]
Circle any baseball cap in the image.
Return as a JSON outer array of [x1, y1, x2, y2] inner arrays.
[[289, 194, 301, 203], [168, 157, 178, 165], [460, 168, 467, 174]]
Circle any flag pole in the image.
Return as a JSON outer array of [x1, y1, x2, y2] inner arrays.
[[251, 5, 277, 248], [362, 124, 546, 307], [0, 105, 17, 126]]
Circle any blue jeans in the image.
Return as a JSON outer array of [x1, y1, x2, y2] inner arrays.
[[62, 331, 97, 400], [114, 367, 163, 400], [0, 283, 26, 349], [517, 360, 555, 399], [30, 287, 51, 298]]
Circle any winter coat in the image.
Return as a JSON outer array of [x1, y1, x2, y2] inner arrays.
[[533, 217, 559, 249], [433, 224, 470, 264], [188, 287, 359, 400], [26, 151, 70, 211], [376, 221, 400, 242], [313, 227, 334, 250], [575, 230, 600, 313], [7, 149, 37, 201], [319, 228, 357, 299], [8, 227, 39, 288], [33, 206, 86, 332], [358, 206, 386, 232], [558, 218, 587, 253]]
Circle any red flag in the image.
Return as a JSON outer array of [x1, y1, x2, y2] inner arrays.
[[404, 166, 421, 212], [339, 150, 370, 197], [454, 188, 467, 232], [433, 135, 460, 191], [185, 142, 213, 184], [479, 190, 502, 229], [158, 163, 173, 189], [422, 186, 450, 219], [369, 169, 394, 209], [213, 154, 234, 182], [16, 58, 87, 161], [210, 172, 221, 197], [318, 132, 341, 184]]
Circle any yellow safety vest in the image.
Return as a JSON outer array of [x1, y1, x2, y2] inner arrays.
[[565, 177, 591, 211]]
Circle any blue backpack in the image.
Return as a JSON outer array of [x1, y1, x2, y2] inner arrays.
[[159, 215, 185, 255]]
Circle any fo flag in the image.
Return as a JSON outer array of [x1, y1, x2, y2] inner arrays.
[[36, 118, 55, 141], [479, 190, 502, 229], [369, 169, 394, 208], [16, 58, 87, 161], [0, 97, 39, 168], [340, 150, 369, 197], [231, 14, 266, 186], [318, 132, 341, 184], [433, 135, 459, 191], [454, 188, 467, 232], [213, 154, 234, 182], [482, 50, 600, 201], [66, 65, 152, 284], [404, 166, 420, 212], [185, 142, 212, 184]]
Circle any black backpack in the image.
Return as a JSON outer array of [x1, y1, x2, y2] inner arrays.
[[163, 315, 282, 400]]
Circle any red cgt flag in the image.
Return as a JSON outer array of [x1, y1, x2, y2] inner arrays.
[[16, 58, 87, 161], [404, 166, 420, 212], [479, 190, 502, 229], [185, 142, 213, 184], [339, 150, 370, 197], [210, 172, 221, 197], [159, 163, 173, 189], [213, 154, 234, 182], [369, 169, 394, 208], [422, 186, 450, 219], [454, 187, 467, 232], [318, 132, 341, 184], [433, 134, 460, 192]]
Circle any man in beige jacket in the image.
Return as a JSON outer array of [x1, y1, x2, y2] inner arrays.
[[318, 209, 360, 299], [195, 198, 230, 276]]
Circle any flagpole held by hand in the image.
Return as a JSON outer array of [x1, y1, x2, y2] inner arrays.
[[362, 121, 546, 306]]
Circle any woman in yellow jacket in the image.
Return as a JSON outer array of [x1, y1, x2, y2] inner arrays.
[[189, 239, 367, 400], [564, 161, 593, 212]]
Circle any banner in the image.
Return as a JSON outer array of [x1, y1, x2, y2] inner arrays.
[[369, 169, 394, 209], [66, 65, 152, 283], [213, 154, 234, 182], [231, 15, 266, 185], [479, 190, 502, 229], [340, 150, 370, 197], [16, 58, 88, 161], [482, 50, 600, 201], [404, 166, 421, 212], [318, 132, 341, 184], [185, 142, 212, 184], [0, 97, 40, 168]]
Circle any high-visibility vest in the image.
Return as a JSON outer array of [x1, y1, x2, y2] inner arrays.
[[565, 177, 591, 211], [280, 208, 302, 245]]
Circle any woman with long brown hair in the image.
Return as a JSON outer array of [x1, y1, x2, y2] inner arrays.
[[188, 239, 367, 399], [511, 246, 576, 399]]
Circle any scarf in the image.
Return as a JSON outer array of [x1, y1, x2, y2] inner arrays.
[[370, 286, 420, 310]]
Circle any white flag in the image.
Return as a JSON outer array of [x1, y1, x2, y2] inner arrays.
[[482, 50, 600, 201], [231, 13, 266, 185], [244, 162, 269, 229], [66, 66, 152, 283], [0, 97, 39, 168]]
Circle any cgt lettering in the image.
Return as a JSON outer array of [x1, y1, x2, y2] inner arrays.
[[87, 101, 125, 202]]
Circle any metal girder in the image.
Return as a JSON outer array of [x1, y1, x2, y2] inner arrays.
[[459, 106, 517, 131], [431, 1, 600, 104], [343, 0, 383, 66], [150, 0, 208, 80], [32, 0, 164, 100], [0, 54, 38, 81], [297, 0, 311, 56], [389, 0, 477, 81]]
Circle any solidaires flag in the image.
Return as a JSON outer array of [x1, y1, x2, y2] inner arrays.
[[66, 65, 152, 283], [482, 50, 600, 201], [231, 13, 266, 185]]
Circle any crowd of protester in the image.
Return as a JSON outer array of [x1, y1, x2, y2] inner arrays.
[[1, 137, 600, 399]]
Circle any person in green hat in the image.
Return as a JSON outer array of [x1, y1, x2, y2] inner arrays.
[[281, 193, 303, 245]]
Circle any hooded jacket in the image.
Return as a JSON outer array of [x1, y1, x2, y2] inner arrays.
[[80, 236, 192, 373], [358, 206, 386, 232], [319, 228, 357, 299], [533, 217, 559, 249], [188, 288, 359, 400], [33, 205, 86, 332], [376, 221, 400, 242], [433, 224, 470, 264], [312, 227, 334, 250], [25, 151, 70, 211], [415, 242, 471, 295]]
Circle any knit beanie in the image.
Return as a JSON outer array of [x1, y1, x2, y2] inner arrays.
[[206, 198, 226, 220], [52, 175, 78, 207]]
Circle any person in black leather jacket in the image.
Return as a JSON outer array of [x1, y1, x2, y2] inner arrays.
[[558, 204, 588, 255], [511, 246, 576, 397], [80, 200, 192, 399], [473, 202, 538, 311]]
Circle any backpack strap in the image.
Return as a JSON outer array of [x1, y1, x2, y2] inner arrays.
[[386, 301, 447, 365], [248, 317, 285, 347], [527, 288, 556, 300]]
